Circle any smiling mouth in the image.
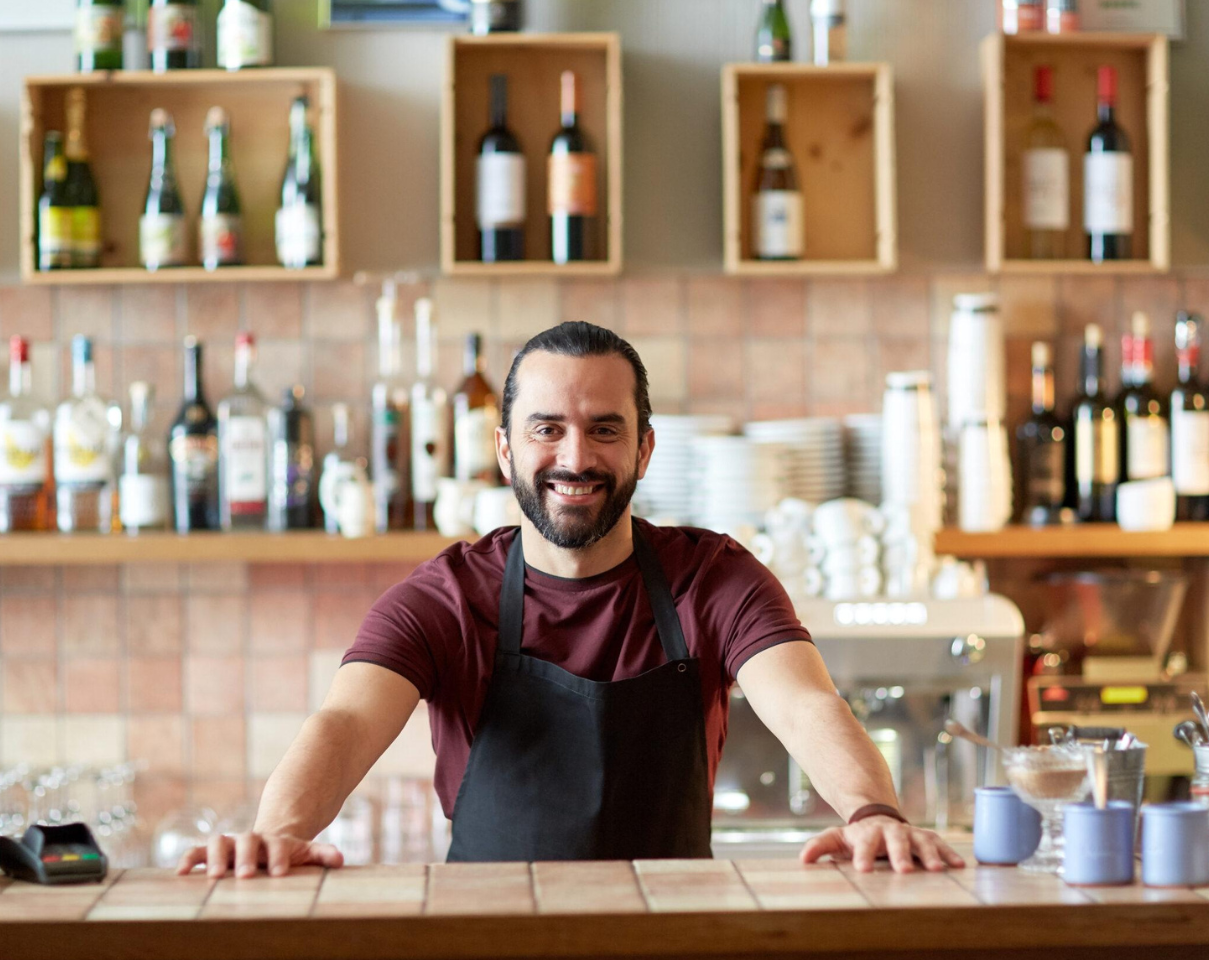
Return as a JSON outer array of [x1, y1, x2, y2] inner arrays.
[[547, 482, 603, 500]]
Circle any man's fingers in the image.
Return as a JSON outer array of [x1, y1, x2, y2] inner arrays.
[[936, 837, 967, 869], [800, 828, 849, 864], [266, 837, 294, 878], [303, 842, 345, 869], [234, 832, 264, 879], [913, 834, 946, 872], [206, 834, 235, 879], [884, 826, 915, 874], [176, 845, 208, 875], [850, 828, 882, 872]]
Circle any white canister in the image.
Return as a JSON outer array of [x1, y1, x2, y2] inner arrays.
[[881, 371, 943, 533], [948, 293, 1006, 429]]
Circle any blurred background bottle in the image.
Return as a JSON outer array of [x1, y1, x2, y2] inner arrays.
[[268, 385, 316, 531], [169, 336, 219, 532], [0, 337, 51, 533], [54, 336, 113, 533], [119, 382, 169, 533]]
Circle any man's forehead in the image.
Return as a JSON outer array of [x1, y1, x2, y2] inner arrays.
[[513, 351, 637, 416]]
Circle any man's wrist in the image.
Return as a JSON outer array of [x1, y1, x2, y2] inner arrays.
[[847, 803, 908, 826]]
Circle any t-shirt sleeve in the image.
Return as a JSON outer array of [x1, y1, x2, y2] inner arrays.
[[342, 567, 459, 701], [695, 536, 813, 682]]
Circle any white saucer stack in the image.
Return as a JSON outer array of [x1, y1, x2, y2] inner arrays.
[[743, 418, 845, 504], [634, 414, 735, 523], [687, 435, 792, 535], [843, 414, 882, 505]]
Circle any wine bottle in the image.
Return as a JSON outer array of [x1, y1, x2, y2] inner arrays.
[[1171, 313, 1209, 521], [1023, 65, 1067, 259], [64, 89, 101, 269], [168, 336, 219, 532], [37, 132, 72, 272], [75, 0, 124, 72], [148, 0, 200, 72], [370, 281, 410, 532], [1017, 342, 1067, 525], [217, 0, 274, 70], [1116, 312, 1168, 482], [199, 107, 243, 270], [1085, 65, 1132, 262], [549, 71, 597, 264], [755, 0, 792, 62], [218, 333, 269, 530], [0, 337, 51, 533], [321, 403, 353, 534], [276, 96, 323, 269], [54, 336, 114, 534], [752, 83, 803, 260], [267, 385, 316, 531], [141, 109, 188, 270], [477, 74, 525, 263], [469, 0, 521, 35], [119, 382, 169, 533], [410, 298, 449, 531], [453, 333, 502, 484], [1071, 323, 1118, 522]]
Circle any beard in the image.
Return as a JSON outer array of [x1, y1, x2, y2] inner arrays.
[[510, 454, 640, 550]]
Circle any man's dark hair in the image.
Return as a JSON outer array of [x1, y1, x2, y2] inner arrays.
[[501, 321, 652, 439]]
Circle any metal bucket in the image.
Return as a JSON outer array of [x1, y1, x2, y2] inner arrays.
[[1049, 725, 1147, 834]]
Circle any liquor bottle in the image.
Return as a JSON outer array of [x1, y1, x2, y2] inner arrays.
[[276, 96, 322, 269], [37, 132, 72, 272], [370, 281, 410, 532], [267, 385, 316, 531], [755, 0, 792, 62], [217, 0, 274, 70], [0, 337, 51, 533], [321, 402, 353, 535], [199, 107, 242, 270], [477, 74, 525, 263], [141, 109, 188, 270], [75, 0, 124, 72], [1023, 65, 1068, 259], [54, 336, 113, 533], [469, 0, 521, 34], [64, 88, 101, 269], [453, 333, 501, 483], [218, 333, 269, 530], [119, 382, 169, 533], [1071, 323, 1118, 522], [148, 0, 199, 72], [168, 336, 219, 532], [1046, 0, 1079, 33], [810, 0, 846, 65], [752, 83, 803, 261], [1016, 342, 1067, 525], [1116, 311, 1168, 482], [410, 298, 449, 530], [549, 71, 596, 264], [1171, 313, 1209, 521], [1085, 65, 1132, 262]]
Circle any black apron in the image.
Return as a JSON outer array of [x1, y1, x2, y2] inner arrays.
[[446, 519, 713, 862]]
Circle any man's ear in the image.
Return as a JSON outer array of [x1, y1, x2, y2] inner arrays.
[[636, 426, 655, 482], [496, 425, 512, 482]]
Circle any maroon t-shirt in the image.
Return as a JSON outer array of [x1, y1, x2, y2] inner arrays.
[[344, 519, 813, 818]]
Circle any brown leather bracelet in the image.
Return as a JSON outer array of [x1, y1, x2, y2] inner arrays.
[[847, 803, 908, 826]]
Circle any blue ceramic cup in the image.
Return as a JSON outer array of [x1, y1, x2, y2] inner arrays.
[[1142, 802, 1209, 887], [1063, 801, 1135, 886], [974, 786, 1042, 865]]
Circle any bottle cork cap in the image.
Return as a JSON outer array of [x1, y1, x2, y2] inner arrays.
[[1084, 323, 1102, 348], [205, 106, 228, 131], [1031, 342, 1050, 367], [1131, 311, 1150, 337]]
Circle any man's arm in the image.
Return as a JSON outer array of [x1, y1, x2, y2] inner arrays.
[[736, 642, 965, 873], [177, 662, 421, 878]]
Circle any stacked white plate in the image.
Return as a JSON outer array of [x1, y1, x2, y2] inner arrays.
[[742, 418, 845, 504], [634, 414, 735, 522], [843, 414, 882, 505], [688, 435, 792, 534]]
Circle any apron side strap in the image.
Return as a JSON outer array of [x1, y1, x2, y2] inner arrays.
[[498, 527, 526, 654], [631, 520, 691, 663]]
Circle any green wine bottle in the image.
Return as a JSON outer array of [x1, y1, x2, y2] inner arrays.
[[37, 133, 72, 271], [217, 0, 274, 70], [199, 107, 243, 269], [756, 0, 792, 62], [64, 89, 101, 269], [148, 0, 199, 72], [75, 0, 124, 72], [276, 96, 322, 269], [140, 109, 188, 270]]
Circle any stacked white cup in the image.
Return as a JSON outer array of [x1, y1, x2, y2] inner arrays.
[[811, 498, 883, 600], [751, 499, 823, 606]]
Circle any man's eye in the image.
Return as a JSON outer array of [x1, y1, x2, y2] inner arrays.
[[534, 426, 559, 437]]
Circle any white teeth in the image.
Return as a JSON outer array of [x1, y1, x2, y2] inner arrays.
[[553, 484, 595, 496]]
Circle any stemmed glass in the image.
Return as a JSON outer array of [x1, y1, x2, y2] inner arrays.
[[1002, 744, 1089, 874]]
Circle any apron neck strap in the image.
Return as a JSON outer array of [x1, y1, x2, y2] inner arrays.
[[498, 519, 690, 662]]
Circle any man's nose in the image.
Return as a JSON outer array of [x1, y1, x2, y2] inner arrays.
[[556, 430, 595, 474]]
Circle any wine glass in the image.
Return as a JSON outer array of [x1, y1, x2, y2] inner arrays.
[[1002, 744, 1089, 874]]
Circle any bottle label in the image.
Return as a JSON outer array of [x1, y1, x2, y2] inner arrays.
[[272, 439, 314, 509], [1084, 152, 1133, 235], [140, 212, 188, 268], [548, 153, 598, 216], [1075, 414, 1119, 485], [200, 213, 242, 267], [1126, 415, 1169, 480], [455, 406, 500, 481], [76, 7, 124, 54], [54, 400, 111, 485], [147, 4, 197, 53], [275, 203, 321, 267], [217, 0, 273, 68], [72, 207, 101, 263], [119, 473, 168, 528], [1023, 148, 1069, 230], [371, 405, 403, 497], [476, 153, 526, 229], [1027, 441, 1065, 505], [38, 206, 73, 268], [753, 190, 804, 258], [411, 396, 447, 502], [224, 415, 267, 511], [0, 420, 48, 486], [1172, 408, 1209, 495], [170, 433, 218, 499]]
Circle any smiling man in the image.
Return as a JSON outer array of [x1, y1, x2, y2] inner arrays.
[[179, 321, 963, 878]]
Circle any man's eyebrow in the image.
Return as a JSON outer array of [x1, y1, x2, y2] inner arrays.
[[525, 412, 628, 425]]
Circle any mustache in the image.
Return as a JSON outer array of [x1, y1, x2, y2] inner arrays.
[[537, 469, 613, 486]]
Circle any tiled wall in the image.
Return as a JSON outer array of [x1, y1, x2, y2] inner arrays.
[[2, 267, 1208, 828]]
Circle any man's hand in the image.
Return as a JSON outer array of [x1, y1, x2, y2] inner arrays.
[[176, 831, 344, 879], [800, 816, 966, 874]]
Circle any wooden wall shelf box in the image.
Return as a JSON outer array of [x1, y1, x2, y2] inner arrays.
[[20, 69, 340, 284], [441, 33, 622, 277], [935, 523, 1209, 558], [982, 32, 1169, 274], [721, 62, 897, 276]]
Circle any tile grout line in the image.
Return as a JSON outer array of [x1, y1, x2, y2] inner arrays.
[[307, 866, 328, 918], [729, 859, 766, 911], [421, 861, 434, 915], [628, 861, 652, 913]]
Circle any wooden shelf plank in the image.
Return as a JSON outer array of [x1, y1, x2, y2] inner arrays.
[[0, 531, 462, 566], [996, 260, 1163, 275], [442, 260, 620, 277], [725, 259, 895, 277], [935, 523, 1209, 558], [22, 265, 339, 285]]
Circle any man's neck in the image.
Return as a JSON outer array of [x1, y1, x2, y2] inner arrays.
[[519, 509, 635, 579]]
